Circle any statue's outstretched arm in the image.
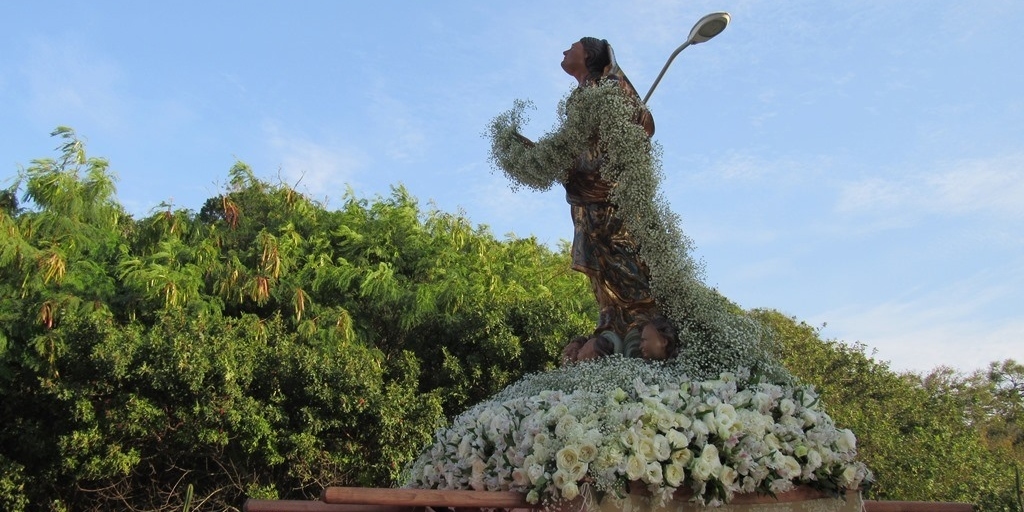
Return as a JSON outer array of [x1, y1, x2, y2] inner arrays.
[[487, 100, 578, 191]]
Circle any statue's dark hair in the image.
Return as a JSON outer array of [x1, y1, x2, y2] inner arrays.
[[579, 37, 610, 83], [591, 335, 615, 357]]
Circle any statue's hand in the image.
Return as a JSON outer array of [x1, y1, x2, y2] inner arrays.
[[514, 132, 536, 148]]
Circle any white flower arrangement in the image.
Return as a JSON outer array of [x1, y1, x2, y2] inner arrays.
[[405, 357, 871, 508]]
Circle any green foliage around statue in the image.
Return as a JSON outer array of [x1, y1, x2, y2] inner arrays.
[[0, 128, 594, 510], [756, 310, 1023, 510]]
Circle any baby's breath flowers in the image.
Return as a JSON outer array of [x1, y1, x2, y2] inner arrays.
[[488, 82, 790, 383], [404, 357, 871, 508]]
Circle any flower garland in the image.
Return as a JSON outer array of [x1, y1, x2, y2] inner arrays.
[[487, 82, 789, 383], [405, 357, 871, 508]]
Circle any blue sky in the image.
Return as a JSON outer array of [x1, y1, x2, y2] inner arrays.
[[2, 1, 1021, 375]]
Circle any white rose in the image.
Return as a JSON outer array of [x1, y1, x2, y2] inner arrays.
[[699, 444, 720, 464], [552, 468, 569, 488], [752, 392, 772, 413], [596, 445, 624, 472], [691, 418, 709, 437], [644, 461, 664, 484], [674, 413, 693, 430], [561, 481, 580, 500], [806, 449, 823, 473], [469, 467, 485, 490], [653, 434, 672, 461], [671, 447, 693, 466], [563, 422, 585, 442], [457, 435, 473, 459], [719, 465, 738, 488], [526, 463, 545, 484], [713, 403, 738, 438], [569, 461, 589, 481], [578, 441, 598, 463], [776, 455, 801, 479], [778, 398, 796, 417], [836, 429, 857, 452], [526, 490, 540, 504], [781, 415, 803, 431], [620, 429, 639, 449], [556, 445, 580, 471], [548, 404, 569, 421], [664, 462, 685, 487], [625, 453, 646, 481], [511, 468, 529, 487], [840, 465, 859, 488], [533, 443, 549, 462], [730, 390, 753, 408], [656, 412, 674, 431], [693, 445, 722, 480], [800, 388, 818, 407], [534, 431, 550, 448], [666, 429, 689, 449], [800, 410, 819, 428], [637, 437, 657, 462], [692, 458, 714, 481], [555, 414, 578, 438]]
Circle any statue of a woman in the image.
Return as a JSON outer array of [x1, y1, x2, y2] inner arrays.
[[496, 37, 660, 341], [488, 37, 789, 381], [562, 38, 659, 339]]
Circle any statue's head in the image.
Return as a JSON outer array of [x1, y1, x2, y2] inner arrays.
[[640, 316, 678, 360], [579, 37, 611, 83]]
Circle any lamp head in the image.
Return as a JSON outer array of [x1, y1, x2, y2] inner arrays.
[[687, 11, 730, 44]]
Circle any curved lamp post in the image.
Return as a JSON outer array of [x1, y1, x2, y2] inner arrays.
[[642, 12, 731, 104]]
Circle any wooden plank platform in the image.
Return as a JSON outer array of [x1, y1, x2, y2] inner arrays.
[[244, 487, 975, 512], [862, 501, 973, 512], [322, 487, 530, 508]]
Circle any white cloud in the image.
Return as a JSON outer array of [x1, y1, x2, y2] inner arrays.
[[683, 150, 831, 185], [262, 123, 367, 197], [366, 89, 427, 163], [836, 153, 1024, 218], [834, 177, 910, 213], [22, 37, 127, 132], [466, 173, 570, 245], [811, 269, 1024, 374], [925, 156, 1024, 216]]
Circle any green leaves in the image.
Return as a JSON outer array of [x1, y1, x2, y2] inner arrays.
[[0, 128, 591, 510], [757, 309, 1023, 509]]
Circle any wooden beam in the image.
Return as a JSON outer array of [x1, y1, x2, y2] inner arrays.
[[863, 501, 973, 512], [321, 487, 532, 508], [250, 493, 976, 512], [244, 500, 417, 512]]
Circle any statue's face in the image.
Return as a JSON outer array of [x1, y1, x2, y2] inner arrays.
[[561, 41, 587, 77], [640, 324, 670, 360]]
